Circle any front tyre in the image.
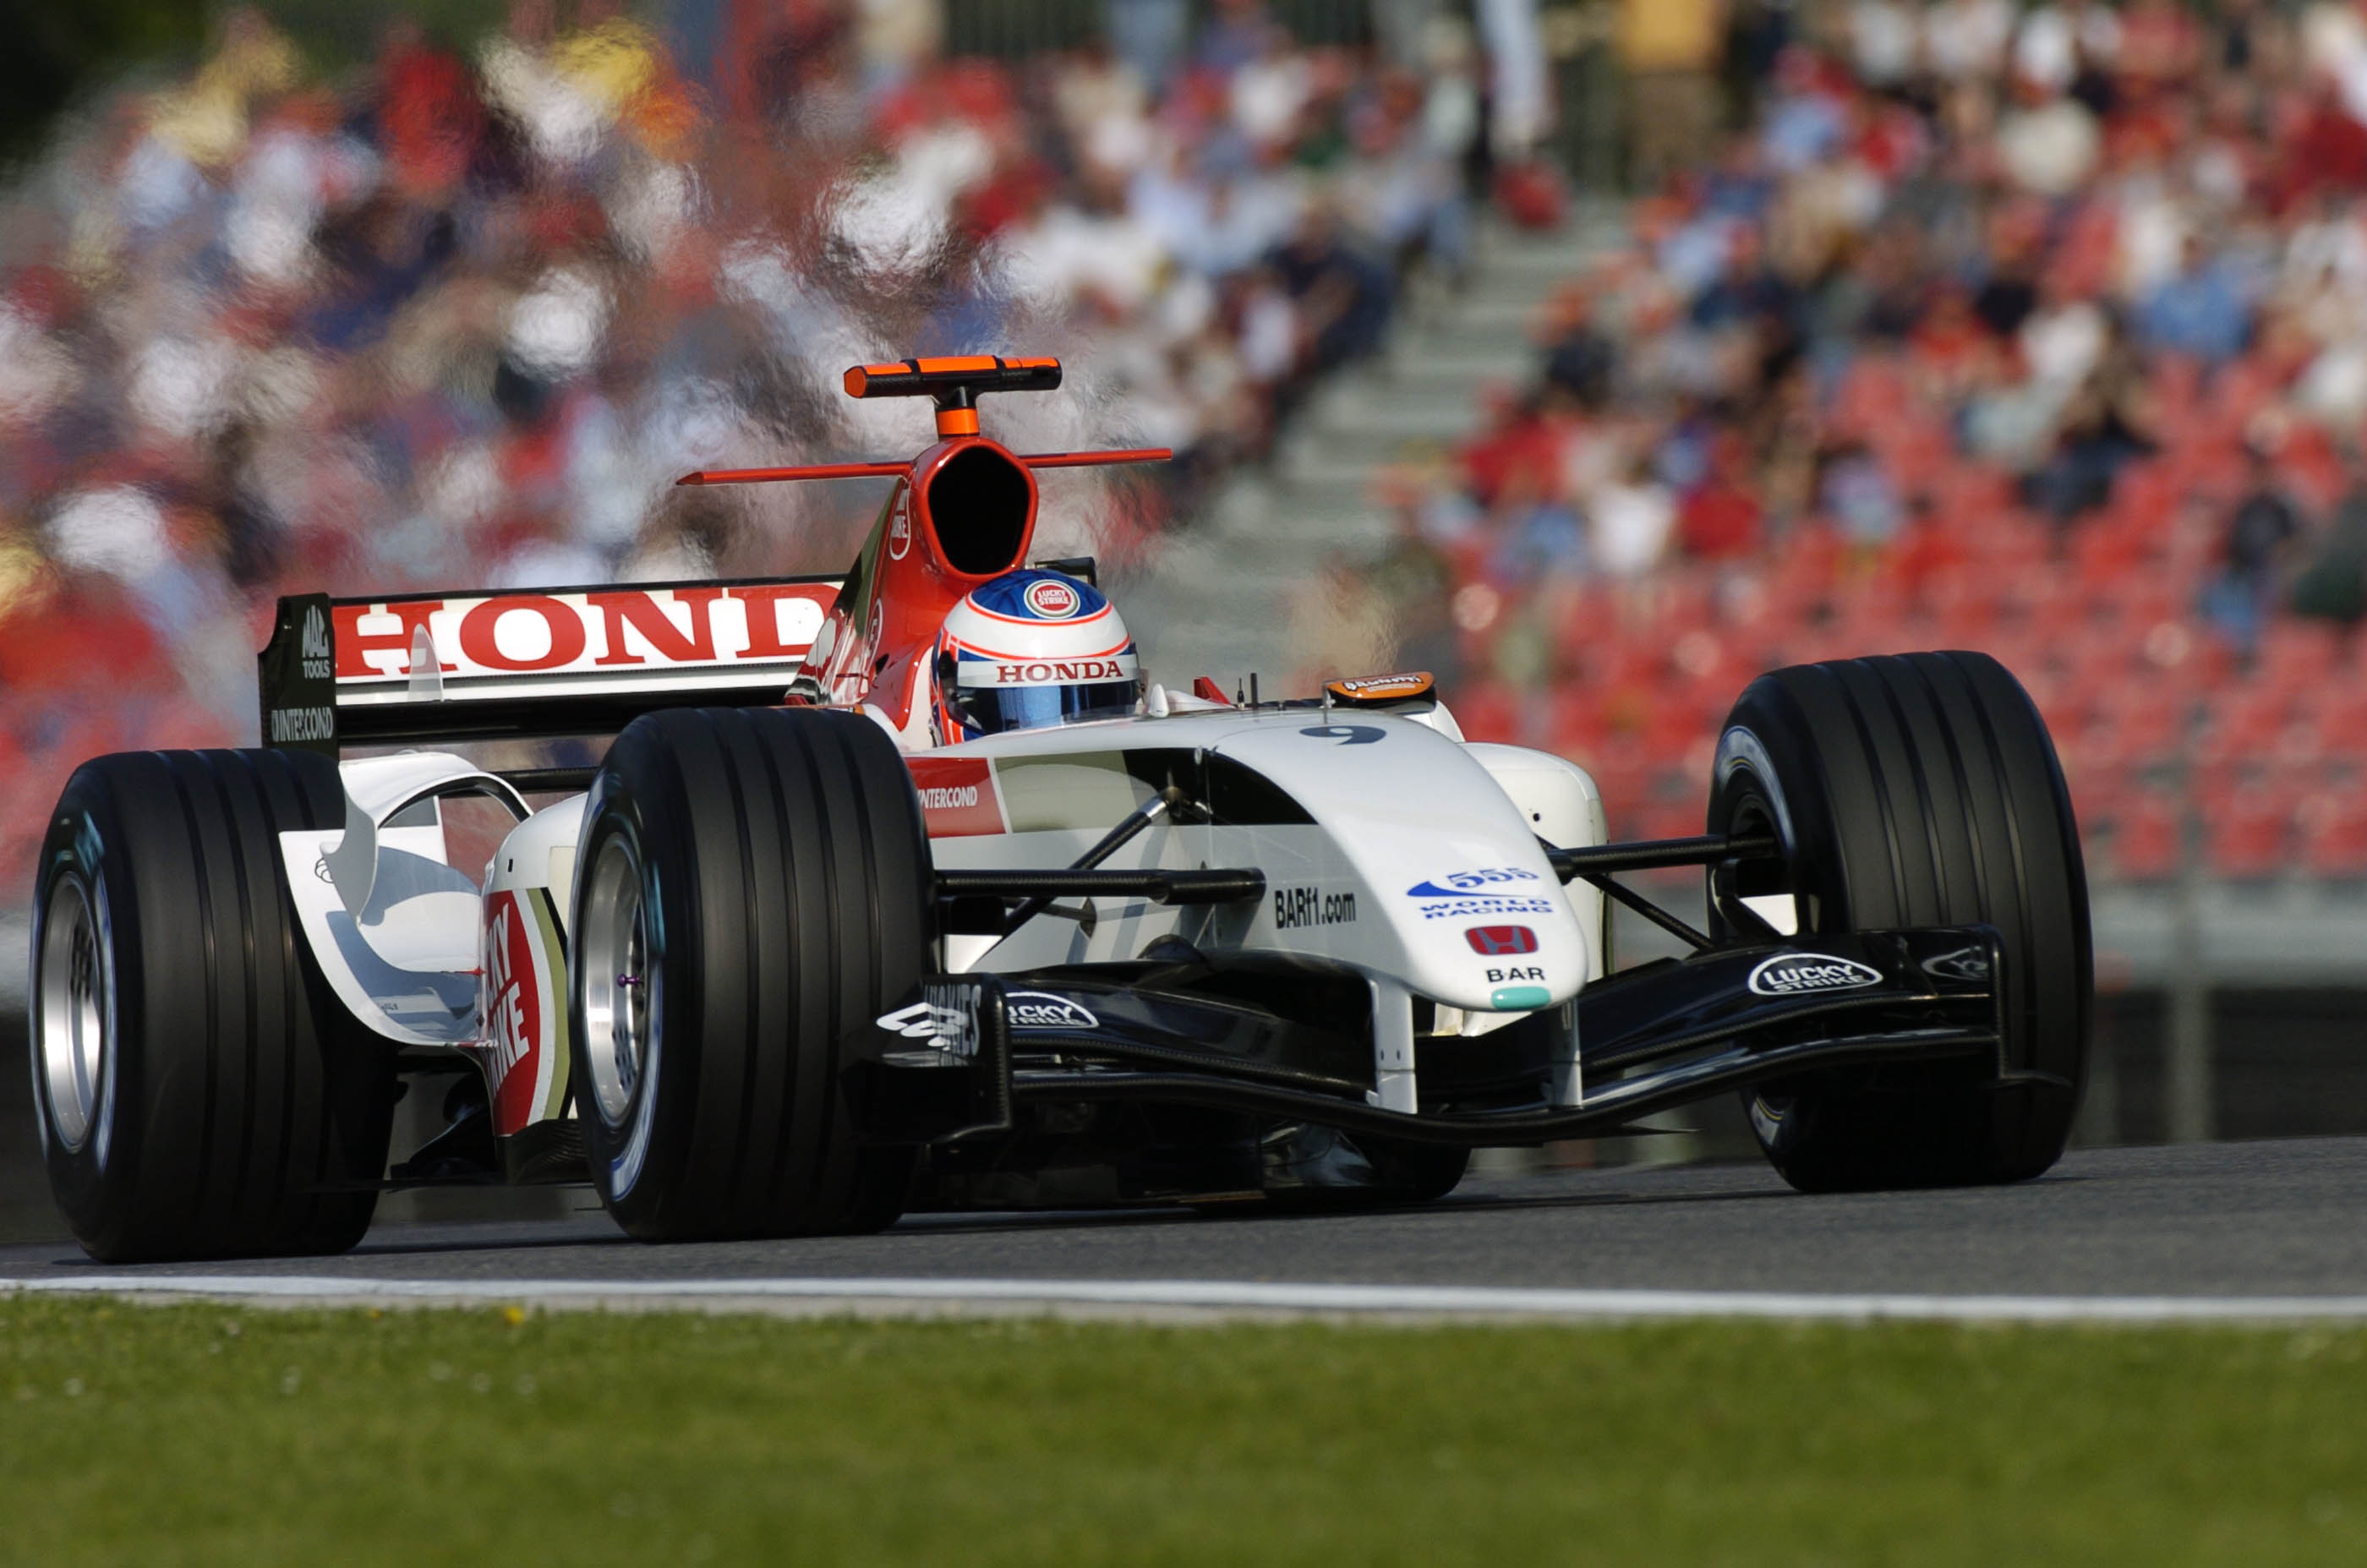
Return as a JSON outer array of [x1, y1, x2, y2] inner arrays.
[[32, 750, 396, 1261], [1708, 652, 2091, 1191], [570, 708, 930, 1241]]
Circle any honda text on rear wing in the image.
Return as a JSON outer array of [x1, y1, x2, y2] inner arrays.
[[256, 577, 845, 755]]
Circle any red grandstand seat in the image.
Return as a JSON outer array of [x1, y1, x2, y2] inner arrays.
[[2194, 685, 2293, 770], [2102, 575, 2181, 636], [2107, 789, 2184, 882], [2091, 687, 2190, 768], [2203, 783, 2293, 880], [2063, 629, 2141, 697], [2258, 621, 2345, 689], [2297, 790, 2367, 878], [2313, 692, 2367, 756], [1632, 793, 1706, 844], [1547, 686, 1604, 751], [1451, 681, 1522, 745]]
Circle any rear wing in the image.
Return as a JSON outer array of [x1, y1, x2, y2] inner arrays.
[[257, 577, 842, 755]]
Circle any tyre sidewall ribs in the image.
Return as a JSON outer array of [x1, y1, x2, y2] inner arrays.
[[1709, 650, 2092, 1190], [571, 708, 930, 1241], [31, 749, 395, 1261]]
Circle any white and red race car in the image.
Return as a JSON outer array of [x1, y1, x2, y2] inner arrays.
[[28, 357, 2091, 1259]]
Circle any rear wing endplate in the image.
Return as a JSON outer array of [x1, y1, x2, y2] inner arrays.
[[257, 577, 842, 754]]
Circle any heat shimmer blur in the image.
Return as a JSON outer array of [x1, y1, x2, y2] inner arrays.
[[0, 2, 1484, 885]]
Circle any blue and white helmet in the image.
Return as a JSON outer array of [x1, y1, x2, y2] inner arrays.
[[932, 569, 1141, 740]]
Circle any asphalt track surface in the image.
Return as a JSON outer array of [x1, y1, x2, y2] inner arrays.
[[4, 1139, 2367, 1319]]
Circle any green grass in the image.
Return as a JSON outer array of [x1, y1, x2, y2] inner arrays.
[[1, 1298, 2364, 1565]]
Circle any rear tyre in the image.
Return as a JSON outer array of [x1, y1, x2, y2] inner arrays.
[[1708, 652, 2091, 1192], [31, 749, 396, 1261], [570, 708, 930, 1241]]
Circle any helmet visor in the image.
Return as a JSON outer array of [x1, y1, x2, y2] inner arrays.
[[951, 680, 1141, 736]]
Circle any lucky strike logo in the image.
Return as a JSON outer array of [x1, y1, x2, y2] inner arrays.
[[1006, 991, 1098, 1030], [1024, 577, 1082, 619], [1747, 952, 1883, 997], [877, 986, 1096, 1044]]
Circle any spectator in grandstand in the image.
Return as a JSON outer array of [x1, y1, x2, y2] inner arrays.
[[1675, 431, 1763, 561], [2206, 442, 2308, 655], [2136, 233, 2257, 363], [1538, 284, 1615, 409], [1265, 199, 1394, 380], [2024, 363, 2158, 523], [1339, 0, 2367, 883], [0, 2, 1502, 888], [1589, 452, 1678, 578], [2292, 456, 2367, 631]]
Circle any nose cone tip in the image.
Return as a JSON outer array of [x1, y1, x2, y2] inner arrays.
[[1488, 985, 1554, 1012]]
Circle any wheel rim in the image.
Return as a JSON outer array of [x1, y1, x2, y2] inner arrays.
[[1711, 737, 1807, 1134], [580, 834, 653, 1128], [36, 875, 111, 1156], [1708, 751, 1800, 940]]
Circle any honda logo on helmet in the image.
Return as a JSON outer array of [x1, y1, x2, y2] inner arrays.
[[1465, 926, 1538, 955], [978, 658, 1129, 686]]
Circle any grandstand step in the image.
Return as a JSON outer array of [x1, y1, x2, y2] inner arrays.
[[1435, 298, 1548, 331], [1373, 351, 1538, 386], [1272, 451, 1388, 492], [1123, 210, 1614, 686], [1307, 387, 1490, 434], [1285, 427, 1471, 467]]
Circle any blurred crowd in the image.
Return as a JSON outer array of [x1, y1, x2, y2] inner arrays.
[[0, 0, 1498, 885], [1391, 0, 2367, 878]]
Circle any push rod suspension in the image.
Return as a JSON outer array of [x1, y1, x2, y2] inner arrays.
[[941, 867, 1265, 907], [1583, 871, 1714, 952], [994, 791, 1171, 935], [1544, 833, 1779, 880], [1544, 832, 1781, 953]]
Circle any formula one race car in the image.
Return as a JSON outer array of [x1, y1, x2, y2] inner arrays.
[[28, 355, 2091, 1260]]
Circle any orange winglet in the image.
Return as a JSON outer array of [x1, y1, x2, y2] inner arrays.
[[843, 356, 1063, 401], [1017, 448, 1172, 469], [1325, 670, 1436, 704], [674, 448, 1171, 486], [675, 460, 910, 486]]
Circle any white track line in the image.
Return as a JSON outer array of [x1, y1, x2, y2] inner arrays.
[[9, 1275, 2367, 1323]]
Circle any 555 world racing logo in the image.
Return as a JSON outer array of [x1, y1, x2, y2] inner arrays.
[[1405, 866, 1557, 922]]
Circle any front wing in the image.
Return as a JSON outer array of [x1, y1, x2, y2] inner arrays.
[[847, 926, 2006, 1148]]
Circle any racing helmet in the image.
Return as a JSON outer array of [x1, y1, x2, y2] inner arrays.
[[932, 569, 1142, 740]]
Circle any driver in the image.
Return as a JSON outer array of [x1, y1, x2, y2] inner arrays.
[[929, 568, 1143, 743]]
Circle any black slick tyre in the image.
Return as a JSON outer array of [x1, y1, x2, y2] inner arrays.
[[1707, 651, 2091, 1191], [30, 749, 396, 1261], [570, 708, 929, 1241]]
